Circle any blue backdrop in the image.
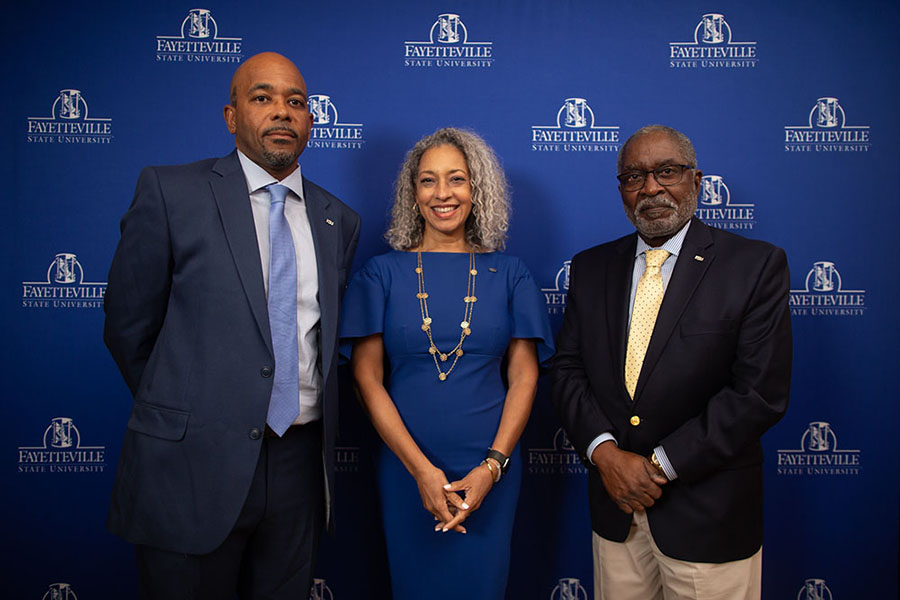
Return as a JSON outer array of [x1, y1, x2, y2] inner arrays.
[[4, 1, 898, 598]]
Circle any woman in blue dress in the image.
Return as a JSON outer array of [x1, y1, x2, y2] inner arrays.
[[341, 128, 553, 599]]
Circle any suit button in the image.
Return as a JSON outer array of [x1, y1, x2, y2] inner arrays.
[[249, 428, 262, 440], [260, 366, 273, 378], [630, 416, 641, 426]]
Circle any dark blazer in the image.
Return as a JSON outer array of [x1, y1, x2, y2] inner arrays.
[[551, 218, 791, 563], [104, 151, 360, 554]]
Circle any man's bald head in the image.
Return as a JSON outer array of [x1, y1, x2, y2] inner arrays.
[[229, 52, 305, 105], [223, 52, 313, 180]]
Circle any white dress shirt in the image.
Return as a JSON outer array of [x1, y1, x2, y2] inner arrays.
[[237, 150, 321, 424], [585, 220, 692, 480]]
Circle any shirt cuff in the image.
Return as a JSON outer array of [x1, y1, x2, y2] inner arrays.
[[654, 445, 678, 481], [586, 433, 618, 465]]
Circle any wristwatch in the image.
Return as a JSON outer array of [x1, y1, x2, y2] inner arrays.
[[648, 451, 666, 478], [486, 448, 510, 475]]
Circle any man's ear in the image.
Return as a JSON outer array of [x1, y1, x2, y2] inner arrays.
[[223, 104, 236, 134]]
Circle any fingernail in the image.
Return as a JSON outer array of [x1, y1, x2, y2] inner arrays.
[[441, 527, 448, 532], [461, 502, 469, 510], [443, 484, 451, 490]]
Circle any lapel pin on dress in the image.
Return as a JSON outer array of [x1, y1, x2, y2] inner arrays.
[[693, 255, 704, 262], [325, 218, 335, 226]]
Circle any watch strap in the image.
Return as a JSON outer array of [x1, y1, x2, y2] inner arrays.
[[486, 448, 510, 475]]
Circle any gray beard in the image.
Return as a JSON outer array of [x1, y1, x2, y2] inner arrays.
[[626, 191, 696, 240]]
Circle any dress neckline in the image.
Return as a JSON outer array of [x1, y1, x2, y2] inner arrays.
[[397, 250, 497, 255]]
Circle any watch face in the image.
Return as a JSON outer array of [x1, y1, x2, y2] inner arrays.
[[487, 449, 509, 472]]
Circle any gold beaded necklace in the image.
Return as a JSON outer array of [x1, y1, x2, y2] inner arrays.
[[416, 251, 477, 381]]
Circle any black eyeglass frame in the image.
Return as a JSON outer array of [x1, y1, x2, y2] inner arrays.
[[616, 164, 696, 191]]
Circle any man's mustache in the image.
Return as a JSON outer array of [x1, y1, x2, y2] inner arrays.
[[635, 194, 677, 213], [263, 126, 297, 138]]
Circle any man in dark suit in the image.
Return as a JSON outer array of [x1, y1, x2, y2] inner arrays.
[[551, 125, 790, 599], [103, 52, 360, 599]]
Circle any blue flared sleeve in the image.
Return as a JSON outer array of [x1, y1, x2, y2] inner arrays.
[[510, 258, 555, 365], [339, 255, 390, 360]]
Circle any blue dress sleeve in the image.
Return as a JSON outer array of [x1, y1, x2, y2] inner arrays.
[[339, 256, 389, 360], [510, 258, 555, 365]]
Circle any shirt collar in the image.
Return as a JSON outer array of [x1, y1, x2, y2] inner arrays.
[[635, 219, 691, 258], [236, 149, 305, 201]]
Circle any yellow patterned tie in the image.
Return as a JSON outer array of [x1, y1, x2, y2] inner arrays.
[[625, 249, 670, 399]]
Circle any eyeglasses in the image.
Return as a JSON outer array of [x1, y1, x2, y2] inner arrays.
[[616, 164, 694, 192]]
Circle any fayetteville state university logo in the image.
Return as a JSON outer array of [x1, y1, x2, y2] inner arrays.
[[155, 8, 243, 63], [789, 261, 866, 317], [334, 445, 360, 474], [669, 13, 758, 69], [26, 89, 113, 145], [404, 13, 494, 68], [695, 174, 756, 230], [307, 95, 365, 150], [42, 583, 79, 600], [541, 260, 570, 316], [531, 98, 620, 152], [797, 578, 833, 600], [784, 97, 871, 153], [309, 578, 334, 600], [18, 417, 107, 474], [527, 428, 587, 476], [550, 577, 588, 600], [777, 422, 861, 476], [22, 253, 107, 309]]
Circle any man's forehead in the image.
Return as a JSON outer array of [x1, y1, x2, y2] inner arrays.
[[622, 154, 685, 170], [232, 57, 305, 91], [245, 81, 307, 96], [622, 135, 686, 169]]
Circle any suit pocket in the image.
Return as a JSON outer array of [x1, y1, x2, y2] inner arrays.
[[127, 402, 190, 441], [680, 318, 737, 337]]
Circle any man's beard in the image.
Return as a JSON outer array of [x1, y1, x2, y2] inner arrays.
[[261, 126, 301, 171], [261, 148, 298, 171], [625, 191, 696, 240]]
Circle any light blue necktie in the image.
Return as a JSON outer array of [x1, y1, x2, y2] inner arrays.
[[265, 184, 300, 436]]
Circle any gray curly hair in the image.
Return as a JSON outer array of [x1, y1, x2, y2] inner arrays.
[[386, 127, 510, 252], [617, 124, 697, 173]]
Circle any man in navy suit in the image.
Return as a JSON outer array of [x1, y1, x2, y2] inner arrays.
[[551, 125, 791, 599], [104, 52, 360, 599]]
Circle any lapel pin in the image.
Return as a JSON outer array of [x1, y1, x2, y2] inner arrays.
[[488, 267, 497, 272], [693, 255, 704, 262], [325, 218, 334, 226]]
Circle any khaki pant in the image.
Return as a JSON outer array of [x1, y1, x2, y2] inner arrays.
[[592, 511, 761, 600]]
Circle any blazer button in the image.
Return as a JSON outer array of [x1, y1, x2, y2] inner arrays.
[[249, 428, 262, 440], [260, 366, 273, 378], [630, 415, 641, 426]]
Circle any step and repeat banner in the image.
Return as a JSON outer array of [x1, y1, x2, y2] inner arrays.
[[4, 1, 898, 598]]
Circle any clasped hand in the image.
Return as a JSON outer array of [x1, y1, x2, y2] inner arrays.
[[416, 464, 494, 534], [591, 441, 667, 514]]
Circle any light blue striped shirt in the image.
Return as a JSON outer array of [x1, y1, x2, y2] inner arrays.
[[585, 220, 692, 480]]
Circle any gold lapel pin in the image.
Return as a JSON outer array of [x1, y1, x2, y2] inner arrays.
[[693, 255, 704, 262], [325, 218, 335, 226], [488, 267, 497, 272]]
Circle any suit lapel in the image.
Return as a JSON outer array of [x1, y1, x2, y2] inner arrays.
[[303, 179, 339, 383], [634, 218, 714, 402], [607, 235, 637, 398], [210, 152, 273, 353]]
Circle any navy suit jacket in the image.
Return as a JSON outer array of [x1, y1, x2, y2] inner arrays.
[[551, 218, 791, 562], [104, 151, 360, 554]]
